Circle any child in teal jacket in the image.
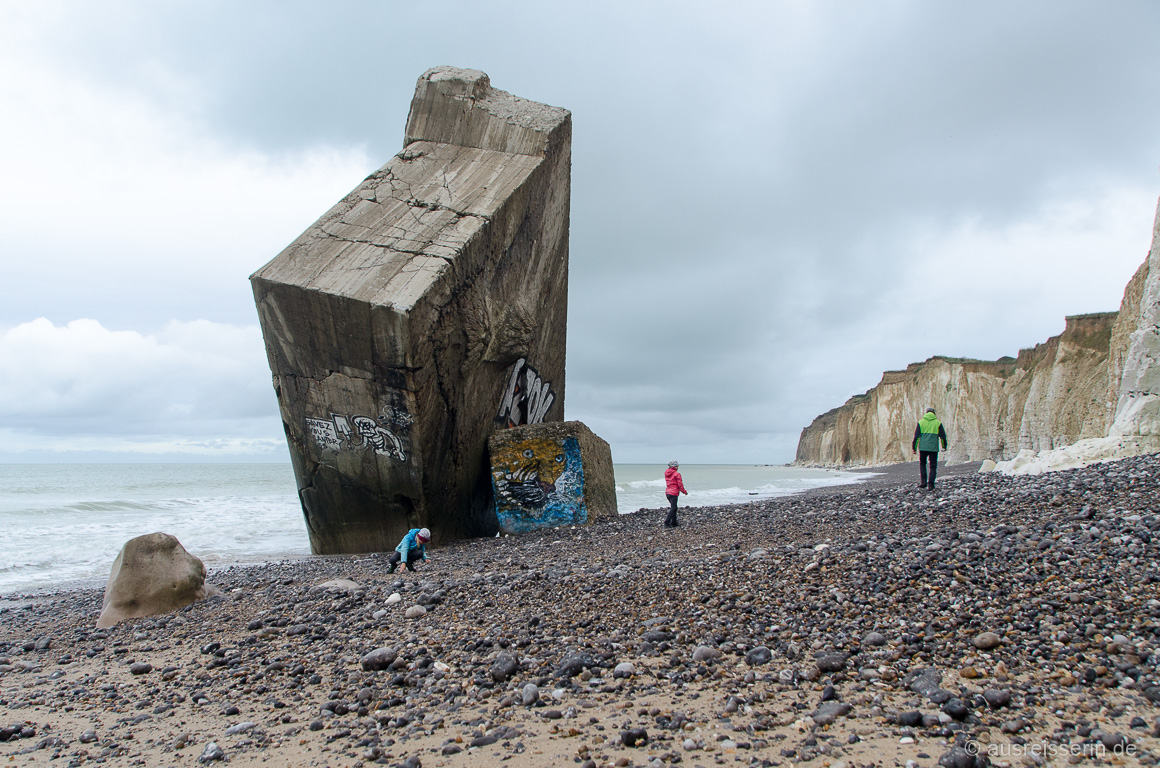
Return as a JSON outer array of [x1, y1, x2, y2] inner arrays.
[[387, 528, 430, 573]]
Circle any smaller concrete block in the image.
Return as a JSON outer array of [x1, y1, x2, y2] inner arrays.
[[97, 533, 209, 628], [488, 420, 616, 534]]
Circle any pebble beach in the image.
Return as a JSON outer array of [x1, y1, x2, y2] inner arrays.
[[2, 457, 1160, 768]]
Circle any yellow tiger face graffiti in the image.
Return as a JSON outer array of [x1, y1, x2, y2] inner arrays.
[[492, 438, 566, 508]]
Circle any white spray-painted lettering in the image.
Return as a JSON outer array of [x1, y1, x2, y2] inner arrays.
[[497, 358, 555, 427], [305, 418, 343, 452]]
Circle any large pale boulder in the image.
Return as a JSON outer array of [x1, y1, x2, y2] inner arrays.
[[488, 421, 616, 534], [97, 533, 209, 628], [251, 67, 572, 552]]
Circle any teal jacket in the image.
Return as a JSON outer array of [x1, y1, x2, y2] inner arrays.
[[913, 412, 948, 453], [395, 529, 428, 563]]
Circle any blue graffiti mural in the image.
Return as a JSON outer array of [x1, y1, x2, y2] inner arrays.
[[492, 436, 587, 534]]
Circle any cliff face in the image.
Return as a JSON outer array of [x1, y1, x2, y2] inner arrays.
[[796, 267, 1147, 467], [797, 195, 1160, 471]]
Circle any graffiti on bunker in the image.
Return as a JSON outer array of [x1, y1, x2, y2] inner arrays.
[[305, 406, 410, 461], [496, 358, 555, 428], [491, 436, 587, 533]]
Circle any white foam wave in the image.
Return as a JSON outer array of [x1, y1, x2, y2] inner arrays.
[[620, 478, 666, 490]]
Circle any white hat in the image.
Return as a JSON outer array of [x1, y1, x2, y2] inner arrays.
[[667, 460, 679, 468], [418, 528, 431, 542]]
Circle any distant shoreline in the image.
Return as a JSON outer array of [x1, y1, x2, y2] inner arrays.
[[1, 462, 970, 601]]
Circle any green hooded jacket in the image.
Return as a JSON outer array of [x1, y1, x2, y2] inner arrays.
[[913, 412, 947, 453]]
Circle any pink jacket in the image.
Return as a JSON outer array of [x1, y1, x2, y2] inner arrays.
[[665, 467, 687, 496]]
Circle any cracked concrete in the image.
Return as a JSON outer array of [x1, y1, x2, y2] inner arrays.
[[251, 66, 571, 555]]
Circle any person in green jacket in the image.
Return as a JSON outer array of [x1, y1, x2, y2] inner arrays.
[[912, 407, 948, 490]]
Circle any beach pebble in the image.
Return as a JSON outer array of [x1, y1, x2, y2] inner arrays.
[[942, 698, 970, 720], [404, 605, 426, 619], [521, 683, 540, 706], [491, 652, 519, 682], [905, 667, 943, 698], [386, 592, 402, 605], [938, 746, 983, 768], [983, 688, 1012, 709], [129, 662, 152, 675], [556, 652, 594, 678], [973, 632, 1002, 650], [613, 661, 635, 678], [811, 701, 852, 726], [745, 646, 772, 666], [620, 728, 647, 747], [198, 741, 225, 762], [224, 721, 256, 736], [692, 645, 721, 662], [816, 652, 847, 673], [360, 647, 398, 671]]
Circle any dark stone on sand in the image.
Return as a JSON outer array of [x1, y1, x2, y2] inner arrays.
[[929, 688, 953, 705], [620, 728, 648, 747], [942, 698, 970, 720], [816, 652, 847, 673], [555, 651, 594, 678], [812, 701, 852, 726], [938, 746, 988, 768], [491, 652, 519, 682], [905, 667, 943, 698], [361, 647, 398, 671], [745, 646, 773, 666], [983, 689, 1012, 709], [897, 711, 924, 727], [643, 630, 674, 643]]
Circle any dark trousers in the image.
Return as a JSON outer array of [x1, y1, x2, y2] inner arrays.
[[664, 494, 679, 527], [919, 451, 939, 488], [387, 548, 421, 571]]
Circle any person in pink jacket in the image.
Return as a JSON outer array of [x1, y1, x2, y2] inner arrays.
[[664, 460, 688, 527]]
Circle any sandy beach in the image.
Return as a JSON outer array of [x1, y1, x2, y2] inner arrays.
[[2, 457, 1159, 767]]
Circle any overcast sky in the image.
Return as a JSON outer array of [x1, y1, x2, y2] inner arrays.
[[2, 0, 1158, 464]]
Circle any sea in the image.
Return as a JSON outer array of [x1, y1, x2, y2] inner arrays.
[[0, 463, 868, 596]]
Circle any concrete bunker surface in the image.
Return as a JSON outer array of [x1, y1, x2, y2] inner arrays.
[[252, 67, 572, 554]]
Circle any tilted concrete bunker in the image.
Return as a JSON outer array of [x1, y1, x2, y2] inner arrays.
[[251, 67, 571, 553]]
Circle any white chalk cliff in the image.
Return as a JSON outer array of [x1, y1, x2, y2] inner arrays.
[[796, 196, 1160, 474]]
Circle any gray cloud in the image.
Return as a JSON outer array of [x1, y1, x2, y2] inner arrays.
[[3, 0, 1159, 461]]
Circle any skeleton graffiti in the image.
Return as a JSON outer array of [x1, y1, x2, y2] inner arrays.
[[496, 358, 555, 428], [305, 408, 409, 461], [491, 436, 586, 534], [351, 416, 405, 460]]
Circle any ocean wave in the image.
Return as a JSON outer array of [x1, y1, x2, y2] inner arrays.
[[620, 478, 665, 490], [66, 500, 162, 512]]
